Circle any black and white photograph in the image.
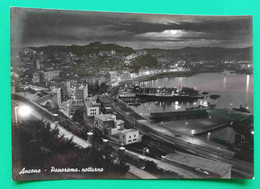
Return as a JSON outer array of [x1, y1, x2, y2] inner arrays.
[[11, 7, 253, 180]]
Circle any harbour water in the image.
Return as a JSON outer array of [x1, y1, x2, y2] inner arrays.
[[131, 71, 253, 118]]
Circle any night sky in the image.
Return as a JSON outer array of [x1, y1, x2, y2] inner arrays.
[[11, 7, 252, 49]]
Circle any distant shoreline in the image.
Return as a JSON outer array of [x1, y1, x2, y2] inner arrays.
[[136, 71, 198, 83]]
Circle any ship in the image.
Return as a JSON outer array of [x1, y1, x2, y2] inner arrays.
[[135, 93, 204, 102], [209, 94, 220, 99], [134, 86, 204, 102], [233, 105, 250, 113]]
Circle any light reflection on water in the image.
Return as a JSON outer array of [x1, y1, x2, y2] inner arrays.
[[131, 72, 253, 116]]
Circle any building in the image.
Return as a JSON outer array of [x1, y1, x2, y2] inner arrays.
[[94, 114, 141, 145], [70, 80, 78, 88], [36, 59, 41, 69], [74, 84, 88, 104], [32, 72, 40, 84], [98, 50, 116, 57], [101, 105, 113, 114], [94, 114, 126, 136], [108, 71, 118, 81], [114, 119, 124, 130], [24, 48, 36, 56], [43, 69, 60, 81], [136, 50, 147, 56], [110, 50, 116, 55], [60, 99, 73, 118], [106, 119, 124, 136], [237, 61, 253, 69], [94, 114, 116, 133], [98, 72, 110, 84], [121, 70, 130, 80], [51, 87, 61, 108], [169, 65, 178, 71], [60, 81, 71, 101], [119, 129, 141, 145], [10, 66, 19, 78], [84, 98, 100, 117]]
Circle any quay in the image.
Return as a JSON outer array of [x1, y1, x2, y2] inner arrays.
[[157, 108, 250, 136], [150, 109, 209, 122]]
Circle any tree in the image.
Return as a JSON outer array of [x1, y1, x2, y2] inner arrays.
[[72, 108, 84, 123]]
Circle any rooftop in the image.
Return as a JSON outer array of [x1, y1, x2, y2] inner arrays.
[[115, 119, 124, 124], [85, 98, 100, 107], [94, 114, 116, 122], [77, 85, 87, 90], [52, 87, 61, 94], [150, 109, 208, 119], [120, 129, 138, 134]]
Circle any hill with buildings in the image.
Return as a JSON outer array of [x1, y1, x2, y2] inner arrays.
[[18, 42, 253, 78], [28, 42, 252, 63]]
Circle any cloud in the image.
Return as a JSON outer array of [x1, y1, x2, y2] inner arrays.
[[12, 7, 252, 49], [135, 29, 205, 42]]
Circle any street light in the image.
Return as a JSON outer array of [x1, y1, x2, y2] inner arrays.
[[18, 105, 31, 117], [191, 130, 195, 143], [118, 146, 126, 158], [119, 146, 125, 151], [143, 147, 149, 156], [217, 147, 220, 158], [207, 132, 211, 140], [87, 132, 93, 143], [14, 105, 32, 123], [185, 122, 188, 132]]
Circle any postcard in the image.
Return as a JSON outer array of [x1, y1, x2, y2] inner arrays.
[[11, 7, 253, 180]]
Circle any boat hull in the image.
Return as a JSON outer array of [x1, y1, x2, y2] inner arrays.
[[135, 93, 204, 102]]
